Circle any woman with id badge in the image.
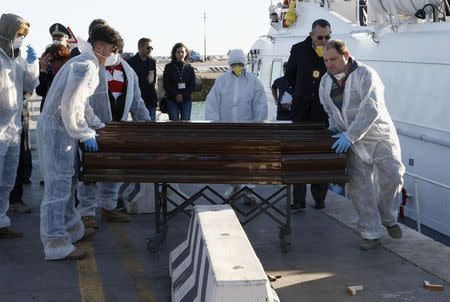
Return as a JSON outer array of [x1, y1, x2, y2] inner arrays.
[[163, 42, 196, 120]]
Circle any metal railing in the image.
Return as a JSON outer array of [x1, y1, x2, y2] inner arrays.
[[404, 171, 450, 233]]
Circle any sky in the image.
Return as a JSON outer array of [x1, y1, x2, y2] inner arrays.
[[1, 0, 273, 57]]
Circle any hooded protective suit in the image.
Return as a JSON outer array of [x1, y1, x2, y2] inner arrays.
[[78, 58, 150, 217], [0, 13, 38, 228], [319, 60, 405, 239], [206, 49, 267, 199], [37, 40, 103, 260], [205, 49, 267, 121]]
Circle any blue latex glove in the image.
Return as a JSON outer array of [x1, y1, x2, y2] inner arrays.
[[83, 137, 98, 152], [331, 133, 352, 154], [26, 45, 37, 64]]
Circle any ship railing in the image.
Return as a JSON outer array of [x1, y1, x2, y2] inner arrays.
[[354, 0, 369, 27], [404, 171, 450, 233]]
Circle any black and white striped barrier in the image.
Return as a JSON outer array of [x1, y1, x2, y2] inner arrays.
[[208, 66, 229, 72], [169, 204, 280, 302]]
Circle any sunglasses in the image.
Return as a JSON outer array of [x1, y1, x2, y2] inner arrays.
[[146, 46, 153, 51], [317, 35, 331, 41]]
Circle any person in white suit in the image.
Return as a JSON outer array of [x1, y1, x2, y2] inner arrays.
[[37, 25, 123, 260], [319, 40, 404, 250], [78, 51, 151, 230], [0, 13, 39, 238], [205, 49, 267, 121], [205, 49, 268, 204]]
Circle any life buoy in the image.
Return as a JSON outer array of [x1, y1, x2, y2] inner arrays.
[[282, 0, 297, 28]]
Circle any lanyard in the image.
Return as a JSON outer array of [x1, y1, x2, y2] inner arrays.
[[176, 64, 185, 82]]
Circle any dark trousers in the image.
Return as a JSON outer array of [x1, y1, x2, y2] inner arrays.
[[22, 101, 32, 180], [148, 106, 156, 121], [276, 111, 291, 121], [9, 125, 30, 204], [9, 102, 32, 204], [167, 99, 192, 121], [293, 183, 328, 206]]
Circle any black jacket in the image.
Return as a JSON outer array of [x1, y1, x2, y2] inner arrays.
[[70, 47, 80, 58], [36, 69, 54, 112], [286, 36, 328, 123], [127, 54, 158, 108], [162, 61, 195, 101]]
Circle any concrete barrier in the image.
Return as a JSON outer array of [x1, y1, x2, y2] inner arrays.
[[169, 204, 280, 302]]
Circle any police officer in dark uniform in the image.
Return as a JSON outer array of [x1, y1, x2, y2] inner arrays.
[[286, 19, 331, 210], [49, 23, 71, 46]]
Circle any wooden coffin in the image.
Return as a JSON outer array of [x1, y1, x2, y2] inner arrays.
[[80, 121, 347, 184]]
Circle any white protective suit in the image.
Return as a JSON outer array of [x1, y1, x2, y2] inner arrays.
[[78, 58, 151, 217], [319, 60, 405, 239], [205, 71, 268, 121], [0, 14, 39, 228], [37, 41, 104, 260], [205, 49, 268, 198], [205, 49, 267, 121]]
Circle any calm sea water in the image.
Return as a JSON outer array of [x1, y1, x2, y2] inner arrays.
[[191, 101, 206, 120]]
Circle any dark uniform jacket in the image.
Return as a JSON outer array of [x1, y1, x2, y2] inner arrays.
[[127, 53, 158, 109], [286, 36, 328, 124]]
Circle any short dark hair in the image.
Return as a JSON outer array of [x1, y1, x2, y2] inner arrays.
[[89, 25, 123, 52], [325, 39, 348, 55], [88, 19, 107, 35], [311, 19, 331, 30], [138, 37, 151, 49], [170, 42, 190, 63]]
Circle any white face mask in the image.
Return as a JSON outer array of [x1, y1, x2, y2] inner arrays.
[[13, 36, 25, 49], [104, 53, 121, 66], [53, 39, 67, 46], [334, 72, 346, 81]]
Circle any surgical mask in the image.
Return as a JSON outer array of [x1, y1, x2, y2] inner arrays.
[[232, 66, 244, 77], [104, 53, 121, 66], [0, 35, 19, 59], [13, 36, 25, 49], [53, 39, 67, 46], [334, 72, 346, 81], [315, 45, 324, 58]]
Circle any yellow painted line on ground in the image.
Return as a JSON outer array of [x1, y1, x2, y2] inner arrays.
[[111, 224, 157, 302], [77, 240, 106, 302]]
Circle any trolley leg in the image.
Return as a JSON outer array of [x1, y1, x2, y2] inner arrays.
[[279, 184, 292, 252], [147, 183, 167, 253]]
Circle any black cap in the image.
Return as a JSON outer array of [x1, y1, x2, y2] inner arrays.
[[49, 23, 71, 38]]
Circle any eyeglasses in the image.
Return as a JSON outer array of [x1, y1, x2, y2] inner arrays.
[[146, 46, 153, 51], [317, 35, 331, 41]]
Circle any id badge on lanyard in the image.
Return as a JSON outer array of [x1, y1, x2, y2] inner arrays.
[[176, 64, 186, 90]]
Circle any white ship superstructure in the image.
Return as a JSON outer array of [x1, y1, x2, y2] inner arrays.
[[250, 0, 450, 237]]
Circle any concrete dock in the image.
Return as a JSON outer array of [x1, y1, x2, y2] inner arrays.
[[0, 107, 449, 302]]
